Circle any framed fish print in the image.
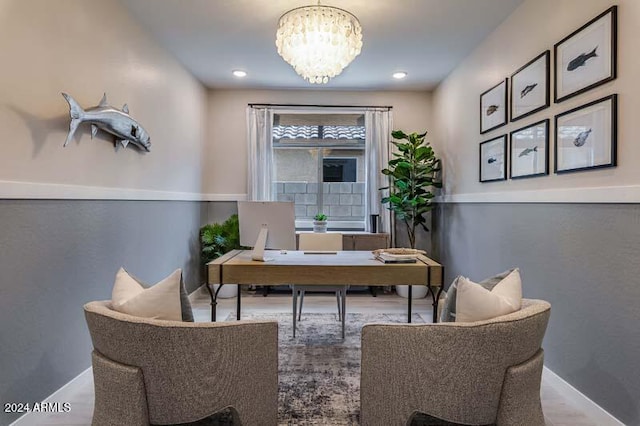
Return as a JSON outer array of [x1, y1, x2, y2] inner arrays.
[[555, 94, 617, 174], [510, 51, 550, 122], [479, 135, 507, 182], [554, 6, 617, 103], [510, 119, 549, 179], [480, 79, 508, 134]]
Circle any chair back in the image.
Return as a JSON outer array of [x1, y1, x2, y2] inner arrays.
[[299, 232, 342, 251], [360, 299, 551, 425], [84, 301, 279, 424]]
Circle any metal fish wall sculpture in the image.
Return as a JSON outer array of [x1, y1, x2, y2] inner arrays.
[[62, 93, 151, 152]]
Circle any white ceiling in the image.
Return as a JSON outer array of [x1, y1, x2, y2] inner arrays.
[[121, 0, 525, 91]]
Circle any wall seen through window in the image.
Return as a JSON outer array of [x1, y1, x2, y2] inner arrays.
[[273, 113, 366, 230]]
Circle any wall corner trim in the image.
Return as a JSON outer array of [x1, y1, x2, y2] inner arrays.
[[437, 184, 640, 204], [542, 367, 625, 426], [0, 180, 247, 201]]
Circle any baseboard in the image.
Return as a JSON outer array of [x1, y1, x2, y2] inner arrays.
[[188, 284, 209, 302], [9, 367, 93, 426], [542, 367, 624, 426]]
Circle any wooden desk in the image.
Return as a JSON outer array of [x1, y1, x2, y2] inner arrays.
[[207, 250, 443, 324]]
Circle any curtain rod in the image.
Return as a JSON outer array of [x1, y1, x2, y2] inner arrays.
[[248, 103, 392, 110]]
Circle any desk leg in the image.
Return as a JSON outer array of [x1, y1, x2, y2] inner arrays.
[[407, 286, 412, 323], [427, 266, 443, 323], [205, 283, 216, 322], [292, 285, 297, 338], [237, 285, 242, 320], [433, 286, 444, 323], [341, 287, 346, 339], [206, 283, 224, 322]]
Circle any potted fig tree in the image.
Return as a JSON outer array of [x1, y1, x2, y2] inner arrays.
[[381, 130, 442, 298]]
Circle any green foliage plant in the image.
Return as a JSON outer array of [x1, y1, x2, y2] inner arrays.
[[200, 214, 242, 264], [381, 130, 442, 249], [314, 213, 327, 221]]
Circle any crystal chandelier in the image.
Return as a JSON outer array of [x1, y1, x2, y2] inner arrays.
[[275, 3, 363, 84]]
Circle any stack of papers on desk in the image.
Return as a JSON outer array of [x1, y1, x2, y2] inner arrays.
[[376, 253, 418, 263]]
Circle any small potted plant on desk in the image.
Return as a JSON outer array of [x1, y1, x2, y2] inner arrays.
[[313, 213, 328, 233]]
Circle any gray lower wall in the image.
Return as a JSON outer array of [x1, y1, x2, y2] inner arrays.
[[205, 201, 238, 224], [0, 199, 207, 425], [432, 202, 640, 426]]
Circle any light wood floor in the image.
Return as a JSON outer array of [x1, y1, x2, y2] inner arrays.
[[18, 289, 597, 426]]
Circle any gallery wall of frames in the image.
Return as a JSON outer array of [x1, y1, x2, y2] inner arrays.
[[479, 5, 618, 183]]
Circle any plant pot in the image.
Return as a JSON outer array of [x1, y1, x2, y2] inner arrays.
[[395, 285, 428, 299], [313, 220, 327, 233], [213, 284, 237, 299]]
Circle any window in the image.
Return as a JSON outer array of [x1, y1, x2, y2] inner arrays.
[[273, 113, 366, 230], [247, 106, 391, 234]]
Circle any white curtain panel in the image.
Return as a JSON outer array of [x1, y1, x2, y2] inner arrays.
[[246, 107, 275, 201], [364, 110, 393, 234]]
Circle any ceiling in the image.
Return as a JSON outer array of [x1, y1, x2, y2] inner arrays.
[[121, 0, 525, 91]]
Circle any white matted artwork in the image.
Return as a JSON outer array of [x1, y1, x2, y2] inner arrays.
[[555, 95, 617, 174], [554, 6, 617, 103], [479, 135, 507, 182], [480, 79, 508, 134], [511, 51, 549, 122], [510, 119, 549, 179]]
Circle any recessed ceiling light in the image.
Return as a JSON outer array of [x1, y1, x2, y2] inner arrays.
[[232, 70, 247, 78], [393, 72, 408, 80]]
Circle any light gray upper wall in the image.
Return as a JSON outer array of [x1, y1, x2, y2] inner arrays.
[[203, 89, 433, 195], [433, 0, 639, 197], [0, 0, 207, 194]]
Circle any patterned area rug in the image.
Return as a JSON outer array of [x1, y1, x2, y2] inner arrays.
[[234, 312, 423, 425]]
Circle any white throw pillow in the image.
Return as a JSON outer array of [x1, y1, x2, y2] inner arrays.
[[111, 268, 183, 320], [455, 269, 522, 322]]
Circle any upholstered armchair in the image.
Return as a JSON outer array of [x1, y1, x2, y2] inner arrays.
[[84, 301, 278, 426], [360, 299, 551, 426]]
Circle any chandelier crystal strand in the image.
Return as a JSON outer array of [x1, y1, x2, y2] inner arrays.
[[275, 5, 363, 84]]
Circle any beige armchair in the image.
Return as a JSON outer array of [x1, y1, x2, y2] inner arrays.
[[360, 299, 551, 426], [84, 301, 278, 426]]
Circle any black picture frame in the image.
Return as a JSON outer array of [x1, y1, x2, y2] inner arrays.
[[554, 94, 617, 174], [509, 119, 549, 179], [554, 6, 617, 103], [510, 51, 550, 122], [480, 79, 508, 134], [479, 135, 507, 182]]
